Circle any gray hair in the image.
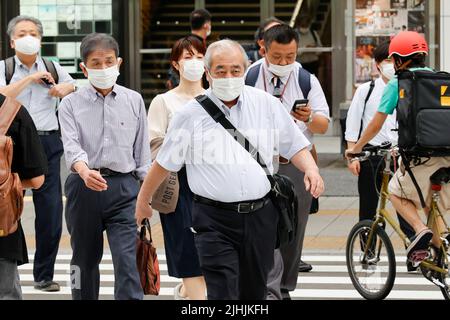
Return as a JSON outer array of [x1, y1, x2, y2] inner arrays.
[[7, 15, 44, 38], [80, 33, 120, 63], [204, 39, 249, 71]]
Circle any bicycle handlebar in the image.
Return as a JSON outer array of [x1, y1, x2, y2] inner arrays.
[[348, 142, 394, 162]]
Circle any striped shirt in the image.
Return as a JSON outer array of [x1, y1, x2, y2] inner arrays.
[[0, 56, 75, 131], [58, 84, 151, 180]]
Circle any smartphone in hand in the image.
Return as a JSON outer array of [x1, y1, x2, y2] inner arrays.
[[41, 77, 54, 87], [292, 99, 309, 113]]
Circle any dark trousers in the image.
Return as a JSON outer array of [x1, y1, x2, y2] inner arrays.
[[191, 199, 278, 300], [359, 155, 415, 239], [32, 133, 63, 283], [65, 174, 143, 300]]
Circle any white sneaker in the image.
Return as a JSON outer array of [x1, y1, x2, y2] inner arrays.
[[174, 283, 188, 300]]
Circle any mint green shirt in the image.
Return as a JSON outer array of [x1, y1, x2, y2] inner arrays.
[[378, 67, 433, 115]]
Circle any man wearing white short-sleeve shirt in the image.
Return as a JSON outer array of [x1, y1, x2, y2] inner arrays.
[[135, 39, 324, 300], [245, 24, 330, 300]]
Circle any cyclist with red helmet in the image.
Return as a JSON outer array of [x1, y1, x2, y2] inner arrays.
[[346, 31, 450, 265]]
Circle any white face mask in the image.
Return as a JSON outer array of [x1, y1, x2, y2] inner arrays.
[[380, 62, 396, 80], [210, 76, 245, 102], [206, 27, 212, 37], [83, 61, 121, 90], [267, 61, 295, 78], [14, 35, 41, 55], [181, 59, 205, 82], [299, 27, 310, 34]]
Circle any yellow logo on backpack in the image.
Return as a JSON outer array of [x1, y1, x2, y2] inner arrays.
[[442, 86, 450, 107]]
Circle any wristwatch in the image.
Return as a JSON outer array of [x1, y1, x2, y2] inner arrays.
[[73, 84, 79, 92], [306, 113, 313, 124]]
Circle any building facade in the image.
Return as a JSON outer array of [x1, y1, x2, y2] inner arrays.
[[0, 0, 448, 135]]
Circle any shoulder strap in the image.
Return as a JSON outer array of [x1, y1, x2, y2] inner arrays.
[[245, 64, 262, 87], [42, 59, 59, 84], [4, 57, 16, 86], [298, 68, 311, 98], [0, 97, 22, 135], [399, 150, 427, 209], [195, 94, 275, 187], [310, 28, 318, 45], [358, 80, 376, 139]]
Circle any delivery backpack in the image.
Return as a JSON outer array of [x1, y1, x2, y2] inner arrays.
[[396, 69, 450, 210], [397, 69, 450, 157]]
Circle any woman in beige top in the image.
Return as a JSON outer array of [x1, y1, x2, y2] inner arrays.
[[147, 36, 206, 300]]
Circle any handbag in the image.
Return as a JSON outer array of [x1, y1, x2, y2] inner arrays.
[[136, 219, 160, 295], [150, 137, 180, 214], [195, 95, 298, 249]]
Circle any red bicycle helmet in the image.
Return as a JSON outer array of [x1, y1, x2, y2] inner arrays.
[[389, 31, 428, 57]]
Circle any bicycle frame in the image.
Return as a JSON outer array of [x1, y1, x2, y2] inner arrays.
[[362, 151, 449, 275]]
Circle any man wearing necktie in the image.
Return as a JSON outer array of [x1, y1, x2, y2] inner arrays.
[[246, 24, 330, 300]]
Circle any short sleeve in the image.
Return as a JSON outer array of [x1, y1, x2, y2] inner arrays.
[[308, 74, 330, 120], [53, 61, 75, 84], [378, 79, 398, 115], [147, 94, 169, 143], [8, 106, 48, 179], [155, 108, 191, 172]]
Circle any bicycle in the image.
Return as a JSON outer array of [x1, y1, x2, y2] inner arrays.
[[345, 142, 450, 300]]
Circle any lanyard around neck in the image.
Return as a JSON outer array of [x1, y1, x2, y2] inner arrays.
[[262, 67, 292, 103]]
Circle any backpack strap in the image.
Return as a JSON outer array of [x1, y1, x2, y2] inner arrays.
[[0, 97, 22, 136], [298, 67, 311, 98], [245, 64, 262, 87], [358, 80, 376, 139], [4, 57, 16, 86], [42, 58, 59, 84], [3, 57, 59, 85], [310, 28, 318, 45], [399, 150, 427, 209]]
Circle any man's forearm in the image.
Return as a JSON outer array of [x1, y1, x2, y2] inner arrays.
[[354, 112, 387, 151], [0, 76, 33, 98], [307, 115, 329, 134], [290, 148, 319, 173], [72, 161, 89, 176], [137, 161, 171, 204]]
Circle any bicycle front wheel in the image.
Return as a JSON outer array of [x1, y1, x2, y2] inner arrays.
[[346, 220, 396, 300]]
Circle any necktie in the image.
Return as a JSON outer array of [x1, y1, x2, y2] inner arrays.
[[273, 77, 282, 99]]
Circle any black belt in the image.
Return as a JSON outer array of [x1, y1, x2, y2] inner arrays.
[[92, 168, 127, 177], [37, 130, 59, 136], [193, 194, 270, 214]]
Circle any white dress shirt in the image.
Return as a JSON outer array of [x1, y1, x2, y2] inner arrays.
[[247, 59, 330, 149], [345, 77, 398, 146], [156, 85, 311, 203]]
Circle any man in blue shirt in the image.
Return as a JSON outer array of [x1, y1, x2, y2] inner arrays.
[[0, 15, 76, 292]]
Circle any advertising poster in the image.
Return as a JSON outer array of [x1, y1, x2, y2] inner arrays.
[[354, 0, 425, 85]]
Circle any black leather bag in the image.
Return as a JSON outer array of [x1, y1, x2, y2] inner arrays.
[[195, 95, 298, 249]]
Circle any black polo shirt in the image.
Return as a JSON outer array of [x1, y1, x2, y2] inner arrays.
[[0, 94, 48, 265]]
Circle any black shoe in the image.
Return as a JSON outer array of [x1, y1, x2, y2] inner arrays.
[[280, 289, 291, 300], [34, 280, 60, 292], [406, 229, 433, 263], [298, 260, 313, 273]]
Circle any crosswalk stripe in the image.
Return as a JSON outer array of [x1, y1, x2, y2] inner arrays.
[[20, 254, 447, 300]]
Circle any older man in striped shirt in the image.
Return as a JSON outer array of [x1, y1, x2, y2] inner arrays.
[[58, 33, 151, 300]]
